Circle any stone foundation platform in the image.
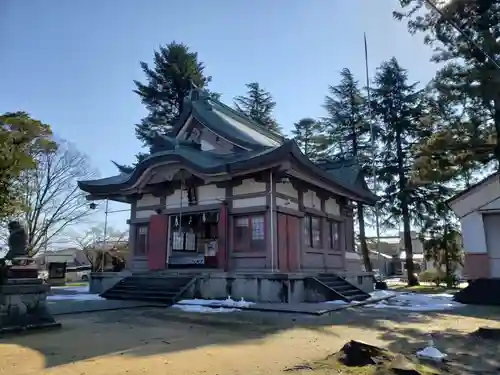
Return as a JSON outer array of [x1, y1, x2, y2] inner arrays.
[[185, 272, 374, 303], [0, 278, 61, 334], [98, 270, 374, 303]]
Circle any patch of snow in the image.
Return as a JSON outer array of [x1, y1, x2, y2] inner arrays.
[[326, 290, 395, 306], [367, 292, 464, 311], [172, 296, 254, 313], [416, 341, 447, 362], [47, 293, 103, 301], [176, 296, 254, 308], [325, 290, 463, 312], [325, 299, 349, 305], [171, 304, 240, 313], [369, 290, 397, 300]]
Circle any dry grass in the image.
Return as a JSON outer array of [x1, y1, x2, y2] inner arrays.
[[390, 284, 461, 295]]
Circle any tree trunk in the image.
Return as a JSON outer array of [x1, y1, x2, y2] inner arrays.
[[395, 131, 418, 286], [494, 100, 500, 168], [444, 227, 452, 288], [401, 201, 418, 286], [358, 204, 373, 273], [444, 247, 452, 288]]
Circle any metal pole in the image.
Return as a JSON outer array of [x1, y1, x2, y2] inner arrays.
[[364, 33, 382, 276], [102, 199, 109, 272]]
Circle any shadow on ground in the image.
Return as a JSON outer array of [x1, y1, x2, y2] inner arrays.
[[1, 302, 500, 373]]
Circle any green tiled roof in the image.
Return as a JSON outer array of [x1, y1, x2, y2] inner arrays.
[[169, 89, 285, 149], [78, 137, 377, 204]]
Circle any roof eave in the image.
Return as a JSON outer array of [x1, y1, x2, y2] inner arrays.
[[446, 172, 500, 207], [286, 143, 378, 205]]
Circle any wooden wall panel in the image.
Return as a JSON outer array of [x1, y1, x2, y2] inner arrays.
[[147, 214, 168, 271], [217, 204, 228, 271]]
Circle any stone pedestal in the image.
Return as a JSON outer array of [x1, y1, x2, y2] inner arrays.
[[0, 278, 61, 334]]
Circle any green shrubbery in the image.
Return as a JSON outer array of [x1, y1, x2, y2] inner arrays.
[[419, 269, 460, 288]]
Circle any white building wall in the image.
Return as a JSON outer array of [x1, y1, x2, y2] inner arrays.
[[197, 184, 226, 205], [233, 179, 266, 195], [233, 196, 267, 208], [276, 197, 299, 210], [164, 184, 226, 208], [136, 194, 161, 207], [165, 189, 189, 208], [275, 182, 298, 198], [480, 196, 500, 211], [452, 178, 500, 217], [303, 190, 321, 209], [325, 198, 340, 216], [460, 212, 487, 254], [135, 210, 156, 219]]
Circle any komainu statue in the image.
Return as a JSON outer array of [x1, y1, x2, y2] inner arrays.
[[5, 221, 28, 263]]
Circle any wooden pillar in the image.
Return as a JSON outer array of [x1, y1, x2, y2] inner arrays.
[[147, 214, 168, 271], [287, 215, 300, 272], [217, 204, 228, 271], [277, 213, 288, 272]]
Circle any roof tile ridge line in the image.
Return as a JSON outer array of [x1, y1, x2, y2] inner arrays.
[[207, 97, 284, 142], [169, 100, 194, 135], [317, 155, 359, 164], [317, 160, 360, 170], [190, 104, 257, 150]]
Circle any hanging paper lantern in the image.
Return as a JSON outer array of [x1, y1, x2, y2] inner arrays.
[[174, 216, 179, 228], [202, 212, 206, 223]]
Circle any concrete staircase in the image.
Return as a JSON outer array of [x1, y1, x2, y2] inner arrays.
[[313, 274, 370, 303], [100, 274, 195, 305]]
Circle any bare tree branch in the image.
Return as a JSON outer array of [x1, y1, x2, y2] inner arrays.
[[72, 225, 128, 272], [9, 139, 98, 255]]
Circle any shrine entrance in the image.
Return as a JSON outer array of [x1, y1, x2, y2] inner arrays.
[[167, 211, 219, 268]]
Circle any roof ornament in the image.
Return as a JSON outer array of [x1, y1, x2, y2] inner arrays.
[[111, 161, 134, 175], [187, 78, 211, 103]]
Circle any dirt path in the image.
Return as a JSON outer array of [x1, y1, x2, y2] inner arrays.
[[1, 306, 499, 375]]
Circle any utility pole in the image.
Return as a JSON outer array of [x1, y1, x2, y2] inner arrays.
[[101, 199, 109, 272], [364, 32, 382, 276]]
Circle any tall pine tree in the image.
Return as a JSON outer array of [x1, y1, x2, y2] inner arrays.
[[371, 58, 435, 286], [134, 42, 212, 148], [234, 82, 282, 134], [323, 68, 374, 273], [420, 196, 463, 288], [291, 118, 327, 160], [395, 0, 500, 168]]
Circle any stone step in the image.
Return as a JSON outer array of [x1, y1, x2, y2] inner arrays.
[[322, 282, 352, 290], [112, 284, 183, 292], [100, 273, 195, 304], [341, 289, 363, 296], [314, 275, 370, 302], [104, 289, 178, 298], [102, 292, 175, 304]]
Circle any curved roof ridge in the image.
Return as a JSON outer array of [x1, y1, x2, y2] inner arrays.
[[207, 96, 285, 143]]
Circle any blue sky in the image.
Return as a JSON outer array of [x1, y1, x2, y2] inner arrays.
[[1, 0, 436, 237]]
